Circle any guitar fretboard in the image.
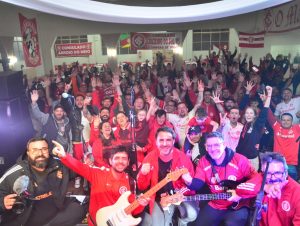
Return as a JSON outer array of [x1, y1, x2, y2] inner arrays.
[[124, 168, 186, 214], [183, 192, 231, 201]]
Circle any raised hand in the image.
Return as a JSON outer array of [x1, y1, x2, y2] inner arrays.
[[93, 114, 101, 129], [112, 74, 120, 87], [210, 91, 224, 104], [31, 90, 39, 103], [238, 73, 245, 83], [183, 73, 192, 88], [44, 77, 51, 87], [64, 81, 72, 93], [219, 113, 227, 127], [91, 77, 97, 89], [141, 163, 151, 175], [96, 78, 103, 88], [265, 85, 272, 97], [198, 80, 204, 92], [52, 140, 66, 158], [244, 81, 255, 94], [172, 89, 180, 102]]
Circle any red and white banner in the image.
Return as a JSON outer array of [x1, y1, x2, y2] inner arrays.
[[263, 1, 300, 33], [239, 32, 265, 48], [131, 32, 182, 50], [54, 43, 92, 57], [18, 13, 42, 67]]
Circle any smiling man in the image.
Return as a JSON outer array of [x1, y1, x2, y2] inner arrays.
[[267, 110, 300, 180], [0, 138, 86, 226], [137, 127, 198, 226], [182, 132, 258, 226], [244, 152, 300, 226], [53, 143, 148, 226]]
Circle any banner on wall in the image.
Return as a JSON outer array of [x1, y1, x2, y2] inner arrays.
[[54, 43, 92, 57], [130, 32, 182, 50], [18, 13, 42, 67], [239, 32, 265, 48], [263, 1, 300, 33]]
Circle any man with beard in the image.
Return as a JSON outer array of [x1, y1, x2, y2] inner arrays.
[[0, 138, 86, 226], [137, 127, 198, 226], [61, 91, 92, 161], [243, 152, 300, 226], [52, 142, 149, 226], [31, 90, 72, 153]]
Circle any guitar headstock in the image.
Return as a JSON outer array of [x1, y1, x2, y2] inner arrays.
[[166, 168, 188, 182]]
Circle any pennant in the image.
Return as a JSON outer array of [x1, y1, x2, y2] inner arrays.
[[239, 32, 265, 48]]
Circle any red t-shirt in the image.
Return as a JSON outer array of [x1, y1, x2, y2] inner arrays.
[[273, 121, 300, 165], [188, 116, 212, 133]]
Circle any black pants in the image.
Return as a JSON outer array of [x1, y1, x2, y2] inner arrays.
[[42, 198, 87, 226], [194, 204, 249, 226]]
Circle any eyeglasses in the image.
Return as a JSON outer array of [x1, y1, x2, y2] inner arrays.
[[205, 143, 222, 150], [265, 171, 285, 178], [30, 147, 49, 155]]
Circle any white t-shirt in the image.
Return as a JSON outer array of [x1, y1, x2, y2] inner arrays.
[[274, 96, 300, 124], [221, 121, 243, 152], [81, 111, 90, 142], [167, 108, 196, 148]]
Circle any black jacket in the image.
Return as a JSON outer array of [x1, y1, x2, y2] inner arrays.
[[0, 155, 70, 226]]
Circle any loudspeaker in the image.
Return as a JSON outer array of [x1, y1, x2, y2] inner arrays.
[[0, 94, 31, 123], [0, 70, 24, 100], [0, 70, 34, 176]]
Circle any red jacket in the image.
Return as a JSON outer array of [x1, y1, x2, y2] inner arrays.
[[194, 149, 257, 210], [61, 155, 143, 226], [92, 137, 120, 167], [242, 173, 300, 226], [137, 148, 194, 214]]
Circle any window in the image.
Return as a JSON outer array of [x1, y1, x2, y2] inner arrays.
[[55, 35, 88, 44], [13, 37, 24, 61], [192, 29, 229, 51]]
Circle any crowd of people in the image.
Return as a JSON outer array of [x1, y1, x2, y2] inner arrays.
[[1, 49, 300, 226]]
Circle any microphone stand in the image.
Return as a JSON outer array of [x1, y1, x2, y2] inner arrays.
[[129, 78, 138, 178], [250, 157, 272, 226]]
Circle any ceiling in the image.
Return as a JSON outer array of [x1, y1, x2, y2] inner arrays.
[[92, 0, 219, 7], [1, 0, 292, 24]]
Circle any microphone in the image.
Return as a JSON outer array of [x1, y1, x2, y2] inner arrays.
[[130, 86, 135, 107], [13, 175, 30, 196]]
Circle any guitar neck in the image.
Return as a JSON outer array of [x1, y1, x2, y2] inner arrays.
[[124, 176, 171, 214], [184, 193, 231, 201]]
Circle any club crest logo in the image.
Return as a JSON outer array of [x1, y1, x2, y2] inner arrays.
[[282, 200, 290, 212], [119, 186, 128, 194]]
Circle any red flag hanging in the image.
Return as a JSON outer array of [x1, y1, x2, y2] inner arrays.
[[18, 13, 42, 67], [239, 32, 265, 48]]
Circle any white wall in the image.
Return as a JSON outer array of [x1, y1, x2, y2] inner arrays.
[[1, 1, 300, 75]]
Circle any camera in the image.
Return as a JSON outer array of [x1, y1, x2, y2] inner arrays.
[[12, 192, 31, 214]]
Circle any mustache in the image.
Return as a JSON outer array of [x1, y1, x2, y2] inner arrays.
[[269, 179, 284, 184], [34, 155, 47, 160]]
